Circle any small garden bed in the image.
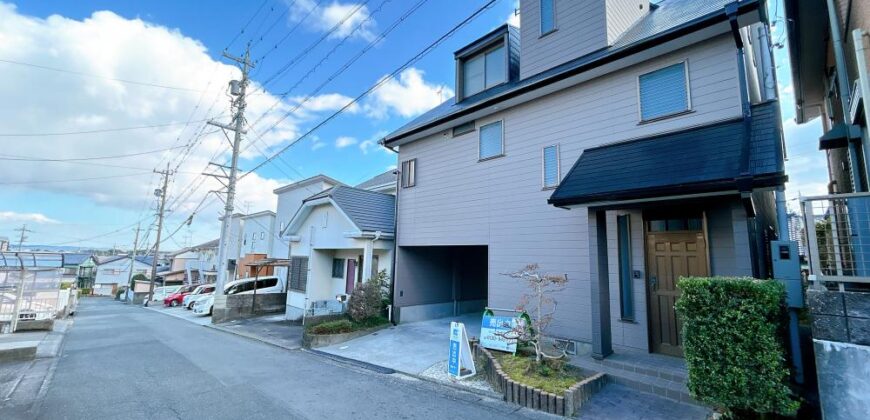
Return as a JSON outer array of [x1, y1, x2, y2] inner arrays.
[[492, 351, 584, 396], [306, 316, 389, 335]]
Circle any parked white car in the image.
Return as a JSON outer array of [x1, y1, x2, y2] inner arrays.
[[191, 276, 284, 317], [149, 285, 183, 303], [183, 284, 215, 310]]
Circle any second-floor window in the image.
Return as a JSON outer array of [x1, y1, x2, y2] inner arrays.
[[638, 61, 690, 121], [540, 0, 555, 35], [479, 121, 504, 160], [542, 144, 560, 188], [401, 159, 416, 188], [462, 44, 506, 98]]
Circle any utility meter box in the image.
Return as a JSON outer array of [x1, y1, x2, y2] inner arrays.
[[770, 240, 803, 308]]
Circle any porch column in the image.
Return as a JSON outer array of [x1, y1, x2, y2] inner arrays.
[[590, 209, 613, 359], [361, 239, 374, 282]]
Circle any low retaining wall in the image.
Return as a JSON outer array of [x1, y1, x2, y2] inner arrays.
[[15, 319, 54, 332], [213, 293, 287, 324], [474, 345, 606, 417], [302, 323, 390, 348]]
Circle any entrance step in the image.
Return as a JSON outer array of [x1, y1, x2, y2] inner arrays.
[[569, 352, 701, 406]]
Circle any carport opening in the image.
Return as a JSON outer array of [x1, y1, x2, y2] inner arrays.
[[395, 245, 487, 323]]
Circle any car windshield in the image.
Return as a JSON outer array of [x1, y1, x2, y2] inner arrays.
[[191, 286, 203, 294]]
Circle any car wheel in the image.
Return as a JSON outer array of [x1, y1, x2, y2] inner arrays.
[[170, 300, 178, 307], [208, 306, 213, 316]]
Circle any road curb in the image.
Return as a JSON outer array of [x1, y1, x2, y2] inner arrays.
[[204, 323, 301, 351]]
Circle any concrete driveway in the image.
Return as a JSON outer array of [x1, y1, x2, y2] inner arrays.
[[319, 313, 482, 375]]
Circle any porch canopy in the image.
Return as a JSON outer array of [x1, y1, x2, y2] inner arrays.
[[548, 102, 787, 208]]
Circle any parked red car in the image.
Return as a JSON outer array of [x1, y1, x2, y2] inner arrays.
[[163, 285, 195, 307]]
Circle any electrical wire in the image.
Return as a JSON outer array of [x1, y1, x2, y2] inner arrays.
[[0, 146, 187, 162], [0, 116, 223, 137], [0, 172, 152, 185]]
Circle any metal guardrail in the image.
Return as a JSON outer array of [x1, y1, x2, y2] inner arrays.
[[802, 192, 870, 290]]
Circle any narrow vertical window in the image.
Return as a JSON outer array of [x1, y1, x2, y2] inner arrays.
[[401, 159, 416, 188], [479, 121, 504, 160], [540, 0, 555, 35], [542, 145, 560, 188], [617, 215, 634, 320]]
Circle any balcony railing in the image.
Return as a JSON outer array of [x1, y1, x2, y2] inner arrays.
[[802, 192, 870, 290]]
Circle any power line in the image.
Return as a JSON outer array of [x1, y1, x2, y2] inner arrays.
[[0, 172, 151, 185], [253, 0, 325, 65], [0, 145, 187, 162], [225, 0, 270, 50], [242, 0, 497, 178], [0, 116, 222, 137]]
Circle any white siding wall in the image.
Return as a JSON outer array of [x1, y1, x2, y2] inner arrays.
[[241, 213, 275, 255], [396, 35, 741, 342], [519, 0, 607, 79], [605, 0, 649, 45], [94, 260, 151, 286]]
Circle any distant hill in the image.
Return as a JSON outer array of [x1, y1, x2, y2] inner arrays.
[[16, 245, 111, 253]]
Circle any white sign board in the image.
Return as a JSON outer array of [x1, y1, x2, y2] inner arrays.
[[480, 314, 518, 353], [447, 322, 475, 379]]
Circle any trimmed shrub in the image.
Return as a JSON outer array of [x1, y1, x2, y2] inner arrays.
[[309, 319, 354, 335], [675, 277, 798, 416], [348, 280, 383, 322]]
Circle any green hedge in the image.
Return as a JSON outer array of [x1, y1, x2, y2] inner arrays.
[[675, 277, 798, 416]]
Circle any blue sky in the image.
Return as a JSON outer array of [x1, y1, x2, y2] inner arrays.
[[0, 0, 827, 250]]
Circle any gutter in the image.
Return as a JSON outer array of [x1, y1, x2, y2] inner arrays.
[[383, 0, 761, 147], [853, 29, 870, 167]]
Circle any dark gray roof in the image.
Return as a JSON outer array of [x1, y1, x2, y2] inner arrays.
[[306, 185, 395, 234], [95, 255, 154, 266], [548, 102, 787, 207], [384, 0, 760, 145], [355, 169, 398, 190]]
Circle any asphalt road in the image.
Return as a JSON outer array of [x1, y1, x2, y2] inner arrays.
[[18, 298, 555, 420]]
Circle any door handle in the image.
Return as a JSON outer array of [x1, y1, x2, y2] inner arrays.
[[650, 275, 657, 290]]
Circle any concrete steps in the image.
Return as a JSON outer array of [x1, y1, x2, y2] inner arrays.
[[569, 352, 702, 406]]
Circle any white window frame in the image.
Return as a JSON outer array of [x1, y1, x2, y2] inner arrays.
[[636, 59, 693, 123], [540, 0, 557, 37], [478, 120, 505, 161], [541, 144, 561, 189]]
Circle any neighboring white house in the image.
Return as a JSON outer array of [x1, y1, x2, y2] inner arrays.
[[93, 255, 152, 296], [271, 175, 343, 282], [0, 236, 9, 252]]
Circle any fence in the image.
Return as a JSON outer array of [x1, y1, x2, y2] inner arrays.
[[0, 252, 64, 334], [802, 192, 870, 290]]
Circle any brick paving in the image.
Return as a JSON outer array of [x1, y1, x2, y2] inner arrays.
[[576, 383, 710, 420]]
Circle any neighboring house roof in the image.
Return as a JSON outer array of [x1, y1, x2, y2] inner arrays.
[[549, 101, 787, 207], [62, 253, 92, 266], [355, 169, 398, 191], [288, 185, 396, 235], [273, 174, 344, 194], [241, 210, 276, 220], [95, 255, 154, 266], [382, 0, 762, 146]]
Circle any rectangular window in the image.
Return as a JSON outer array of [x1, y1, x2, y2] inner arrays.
[[332, 258, 345, 278], [638, 62, 690, 121], [479, 121, 504, 160], [540, 0, 555, 35], [617, 215, 634, 320], [461, 44, 506, 98], [452, 121, 475, 137], [289, 256, 309, 292], [542, 145, 560, 188], [401, 159, 416, 188]]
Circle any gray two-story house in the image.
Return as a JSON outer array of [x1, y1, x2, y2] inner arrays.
[[382, 0, 785, 361]]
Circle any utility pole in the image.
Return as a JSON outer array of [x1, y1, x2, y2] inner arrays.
[[146, 164, 174, 306], [209, 44, 254, 308], [125, 223, 141, 304], [14, 224, 33, 251]]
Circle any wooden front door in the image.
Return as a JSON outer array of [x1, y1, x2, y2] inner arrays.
[[646, 231, 708, 357]]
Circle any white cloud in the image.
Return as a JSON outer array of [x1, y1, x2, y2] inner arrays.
[[335, 136, 358, 148], [0, 3, 354, 240], [358, 130, 389, 154], [783, 118, 829, 207], [287, 0, 376, 41], [366, 68, 452, 119], [0, 211, 60, 224]]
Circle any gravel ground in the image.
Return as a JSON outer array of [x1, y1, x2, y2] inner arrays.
[[419, 360, 495, 393]]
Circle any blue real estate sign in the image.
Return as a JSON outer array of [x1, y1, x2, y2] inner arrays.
[[480, 314, 518, 353], [447, 322, 475, 379]]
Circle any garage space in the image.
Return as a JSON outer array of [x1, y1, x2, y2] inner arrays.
[[393, 245, 488, 323]]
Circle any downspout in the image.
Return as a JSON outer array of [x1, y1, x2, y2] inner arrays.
[[384, 143, 400, 325], [854, 29, 870, 156], [726, 3, 761, 278], [827, 0, 867, 191]]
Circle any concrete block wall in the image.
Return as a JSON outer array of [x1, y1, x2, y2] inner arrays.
[[807, 289, 870, 345], [213, 293, 287, 324]]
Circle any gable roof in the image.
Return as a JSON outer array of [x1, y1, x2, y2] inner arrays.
[[287, 185, 396, 235], [95, 255, 154, 267], [273, 174, 344, 194], [355, 169, 398, 191], [382, 0, 762, 147], [548, 101, 786, 207]]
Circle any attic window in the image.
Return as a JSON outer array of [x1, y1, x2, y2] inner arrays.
[[461, 43, 506, 99]]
